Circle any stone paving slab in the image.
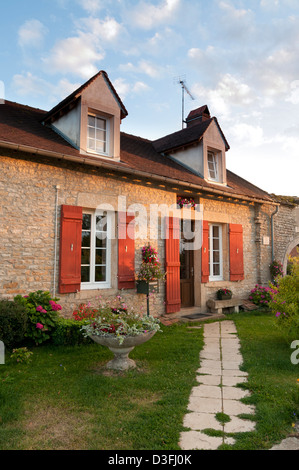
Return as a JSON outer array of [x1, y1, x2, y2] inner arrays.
[[222, 399, 255, 416], [196, 375, 221, 385], [222, 386, 251, 400], [187, 397, 222, 414], [179, 431, 235, 450], [190, 385, 222, 399], [183, 412, 223, 431]]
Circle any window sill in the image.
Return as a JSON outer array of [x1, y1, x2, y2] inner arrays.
[[81, 282, 111, 290]]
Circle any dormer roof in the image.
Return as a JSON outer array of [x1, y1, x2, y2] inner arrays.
[[153, 116, 230, 154], [42, 70, 128, 125]]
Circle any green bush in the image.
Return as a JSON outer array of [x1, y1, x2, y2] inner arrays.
[[14, 291, 62, 345], [0, 300, 28, 349], [51, 317, 92, 346], [270, 258, 299, 342]]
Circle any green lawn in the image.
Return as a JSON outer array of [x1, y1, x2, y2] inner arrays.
[[0, 311, 298, 450]]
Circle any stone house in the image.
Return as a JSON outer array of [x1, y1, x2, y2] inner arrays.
[[0, 70, 280, 317]]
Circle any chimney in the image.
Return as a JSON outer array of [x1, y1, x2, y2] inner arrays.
[[185, 105, 210, 128]]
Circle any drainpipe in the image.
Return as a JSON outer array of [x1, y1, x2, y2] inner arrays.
[[53, 184, 60, 298], [271, 205, 279, 262]]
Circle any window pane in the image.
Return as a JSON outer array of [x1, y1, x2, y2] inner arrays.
[[82, 214, 91, 230], [82, 231, 90, 247], [96, 141, 106, 153], [88, 138, 95, 150], [88, 115, 95, 127], [96, 214, 107, 231], [88, 127, 95, 139], [81, 248, 90, 265], [96, 234, 106, 248], [81, 266, 90, 283], [96, 117, 106, 130], [213, 264, 220, 276], [95, 265, 106, 282], [96, 129, 106, 142], [213, 225, 219, 238], [95, 249, 106, 265]]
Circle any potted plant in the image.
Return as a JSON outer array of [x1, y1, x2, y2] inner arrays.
[[177, 196, 196, 209], [136, 244, 165, 294], [216, 288, 232, 300], [80, 296, 161, 370]]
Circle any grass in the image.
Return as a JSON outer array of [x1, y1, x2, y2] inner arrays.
[[0, 322, 203, 450], [0, 311, 298, 450]]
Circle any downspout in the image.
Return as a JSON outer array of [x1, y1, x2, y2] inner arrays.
[[53, 184, 60, 298], [271, 205, 279, 262]]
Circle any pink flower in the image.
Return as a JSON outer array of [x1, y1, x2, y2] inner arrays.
[[36, 305, 43, 312], [36, 323, 44, 329]]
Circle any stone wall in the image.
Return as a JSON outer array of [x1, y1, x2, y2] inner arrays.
[[273, 199, 299, 273], [0, 150, 276, 316]]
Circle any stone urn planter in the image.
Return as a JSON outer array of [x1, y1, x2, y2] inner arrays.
[[90, 331, 157, 370]]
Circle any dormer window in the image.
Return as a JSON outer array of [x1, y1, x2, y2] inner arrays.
[[87, 113, 109, 155]]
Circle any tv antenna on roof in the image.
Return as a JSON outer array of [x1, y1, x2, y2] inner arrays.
[[174, 76, 195, 129]]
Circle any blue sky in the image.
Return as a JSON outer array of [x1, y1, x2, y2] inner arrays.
[[1, 0, 299, 196]]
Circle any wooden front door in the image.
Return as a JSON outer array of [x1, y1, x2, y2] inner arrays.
[[180, 220, 194, 307]]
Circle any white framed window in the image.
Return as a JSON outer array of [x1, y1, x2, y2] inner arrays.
[[87, 113, 109, 155], [209, 224, 223, 280], [81, 210, 112, 289], [207, 150, 219, 182]]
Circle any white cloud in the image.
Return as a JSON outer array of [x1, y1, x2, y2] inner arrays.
[[119, 60, 163, 78], [76, 0, 103, 14], [18, 19, 48, 48], [286, 80, 299, 104], [12, 72, 80, 104], [42, 34, 105, 78], [230, 123, 265, 147], [79, 16, 124, 43], [128, 0, 181, 30], [192, 74, 254, 119], [112, 77, 150, 99]]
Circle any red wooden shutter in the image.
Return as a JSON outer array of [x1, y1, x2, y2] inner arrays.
[[201, 220, 209, 283], [118, 212, 135, 289], [59, 205, 83, 294], [229, 224, 244, 281], [165, 216, 181, 313]]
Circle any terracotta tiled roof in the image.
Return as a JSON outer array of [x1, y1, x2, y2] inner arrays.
[[0, 99, 273, 203], [153, 117, 230, 152]]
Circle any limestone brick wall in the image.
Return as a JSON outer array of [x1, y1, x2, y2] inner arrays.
[[0, 150, 276, 317], [273, 202, 299, 273], [0, 151, 174, 317]]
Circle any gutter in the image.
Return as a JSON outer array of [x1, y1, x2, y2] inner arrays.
[[0, 139, 278, 207]]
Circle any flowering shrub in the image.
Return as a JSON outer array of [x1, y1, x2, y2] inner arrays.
[[81, 296, 161, 344], [14, 290, 62, 345], [10, 347, 33, 364], [269, 259, 299, 342], [136, 244, 165, 282], [177, 196, 196, 209], [249, 284, 277, 308], [269, 260, 283, 280]]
